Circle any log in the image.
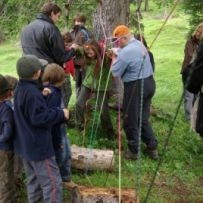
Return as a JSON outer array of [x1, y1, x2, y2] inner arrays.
[[71, 145, 114, 171], [71, 186, 139, 203]]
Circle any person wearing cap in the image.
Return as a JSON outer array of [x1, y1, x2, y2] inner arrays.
[[14, 55, 69, 202], [21, 2, 78, 67], [110, 25, 158, 160], [0, 75, 15, 203]]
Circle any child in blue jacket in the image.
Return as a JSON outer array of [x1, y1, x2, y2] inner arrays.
[[0, 74, 15, 203], [14, 55, 69, 203], [42, 63, 76, 189]]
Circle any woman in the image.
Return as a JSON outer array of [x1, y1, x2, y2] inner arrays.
[[181, 23, 203, 121]]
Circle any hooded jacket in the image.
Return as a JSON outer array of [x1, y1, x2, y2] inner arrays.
[[21, 13, 75, 66]]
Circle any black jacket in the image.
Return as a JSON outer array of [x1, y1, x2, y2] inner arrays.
[[187, 39, 203, 94], [21, 13, 75, 66]]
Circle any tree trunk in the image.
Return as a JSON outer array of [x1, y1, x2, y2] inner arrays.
[[92, 0, 130, 40], [71, 186, 139, 203], [71, 145, 114, 171], [144, 0, 149, 12]]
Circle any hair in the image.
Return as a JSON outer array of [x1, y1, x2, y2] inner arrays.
[[61, 31, 73, 43], [192, 23, 203, 38], [42, 63, 65, 85], [73, 13, 86, 23], [41, 3, 61, 16], [135, 33, 148, 49], [83, 39, 103, 75], [4, 75, 18, 90]]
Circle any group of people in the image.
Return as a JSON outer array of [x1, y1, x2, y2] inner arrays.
[[0, 2, 160, 203]]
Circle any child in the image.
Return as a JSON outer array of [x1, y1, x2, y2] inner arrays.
[[14, 55, 69, 203], [42, 63, 76, 188], [75, 39, 115, 140], [61, 31, 75, 108], [0, 74, 15, 203], [4, 75, 24, 198], [71, 13, 90, 97]]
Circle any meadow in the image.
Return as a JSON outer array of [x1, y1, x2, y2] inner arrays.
[[0, 8, 202, 203]]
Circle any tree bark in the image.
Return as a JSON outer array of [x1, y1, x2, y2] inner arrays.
[[71, 145, 114, 171], [144, 0, 149, 11], [92, 0, 130, 40], [71, 186, 139, 203]]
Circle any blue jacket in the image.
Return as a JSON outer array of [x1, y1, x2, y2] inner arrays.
[[0, 101, 14, 151], [111, 38, 153, 82], [14, 80, 65, 161], [45, 84, 63, 149]]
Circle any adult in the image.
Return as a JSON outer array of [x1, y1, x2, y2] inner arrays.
[[110, 25, 158, 160], [181, 23, 203, 121], [187, 37, 203, 138], [21, 2, 78, 67]]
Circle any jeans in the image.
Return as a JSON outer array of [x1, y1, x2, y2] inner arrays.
[[55, 124, 72, 182]]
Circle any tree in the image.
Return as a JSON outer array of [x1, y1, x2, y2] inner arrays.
[[92, 0, 130, 40], [183, 0, 203, 33]]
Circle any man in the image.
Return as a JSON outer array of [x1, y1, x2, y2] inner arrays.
[[110, 25, 158, 160], [21, 2, 78, 67]]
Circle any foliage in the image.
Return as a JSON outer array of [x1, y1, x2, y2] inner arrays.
[[182, 0, 203, 34]]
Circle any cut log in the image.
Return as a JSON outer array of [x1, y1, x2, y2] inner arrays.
[[71, 186, 139, 203], [71, 145, 114, 171]]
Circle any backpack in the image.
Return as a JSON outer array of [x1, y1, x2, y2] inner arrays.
[[79, 27, 89, 42]]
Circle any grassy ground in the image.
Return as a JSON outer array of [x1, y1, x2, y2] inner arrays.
[[0, 8, 203, 203]]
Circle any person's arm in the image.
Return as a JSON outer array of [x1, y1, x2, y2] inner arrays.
[[111, 56, 128, 78], [27, 93, 65, 127], [48, 27, 76, 65], [187, 40, 203, 94], [0, 108, 14, 143]]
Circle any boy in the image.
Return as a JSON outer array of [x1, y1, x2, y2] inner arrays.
[[0, 74, 15, 203], [14, 55, 69, 203], [71, 13, 90, 97]]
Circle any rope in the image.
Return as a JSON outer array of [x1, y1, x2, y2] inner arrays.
[[149, 0, 180, 50]]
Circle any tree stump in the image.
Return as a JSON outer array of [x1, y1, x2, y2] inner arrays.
[[71, 186, 139, 203], [71, 145, 114, 171]]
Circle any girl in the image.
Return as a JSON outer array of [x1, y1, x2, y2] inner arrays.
[[42, 64, 76, 188], [75, 39, 115, 140]]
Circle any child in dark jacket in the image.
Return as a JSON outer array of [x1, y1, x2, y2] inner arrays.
[[0, 74, 15, 203], [42, 63, 76, 189], [14, 55, 69, 203]]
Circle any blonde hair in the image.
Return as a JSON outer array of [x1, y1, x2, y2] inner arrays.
[[42, 63, 65, 85], [192, 23, 203, 37]]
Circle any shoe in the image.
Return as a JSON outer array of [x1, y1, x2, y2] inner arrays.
[[124, 149, 138, 160], [63, 181, 77, 189], [146, 149, 159, 160]]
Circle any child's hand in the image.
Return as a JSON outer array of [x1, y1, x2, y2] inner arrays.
[[63, 109, 69, 120], [71, 43, 79, 51], [106, 49, 114, 59], [42, 88, 52, 96]]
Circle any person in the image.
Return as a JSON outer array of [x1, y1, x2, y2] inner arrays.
[[187, 35, 203, 138], [181, 23, 203, 121], [110, 25, 158, 160], [71, 13, 90, 97], [14, 55, 69, 203], [135, 33, 155, 72], [42, 63, 76, 188], [4, 75, 24, 197], [21, 2, 78, 67], [76, 39, 115, 140], [0, 75, 15, 203], [61, 31, 76, 108]]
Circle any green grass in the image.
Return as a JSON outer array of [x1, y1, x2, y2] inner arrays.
[[0, 10, 203, 203]]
